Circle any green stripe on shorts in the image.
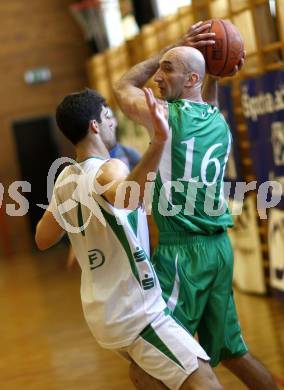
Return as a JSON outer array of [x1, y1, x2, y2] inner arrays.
[[140, 323, 184, 370]]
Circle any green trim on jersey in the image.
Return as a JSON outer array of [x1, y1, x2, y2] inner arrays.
[[140, 322, 185, 369], [127, 209, 138, 236], [98, 205, 141, 285], [77, 203, 85, 237]]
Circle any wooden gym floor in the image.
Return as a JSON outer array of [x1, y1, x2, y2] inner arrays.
[[1, 245, 284, 389]]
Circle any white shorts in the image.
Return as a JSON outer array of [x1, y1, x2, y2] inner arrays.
[[118, 309, 209, 390]]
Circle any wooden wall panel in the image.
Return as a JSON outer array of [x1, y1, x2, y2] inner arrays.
[[0, 0, 90, 255]]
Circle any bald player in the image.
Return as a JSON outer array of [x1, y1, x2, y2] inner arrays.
[[114, 21, 277, 390]]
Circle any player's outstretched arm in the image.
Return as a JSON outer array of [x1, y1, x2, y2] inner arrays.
[[142, 87, 169, 144], [97, 88, 169, 209]]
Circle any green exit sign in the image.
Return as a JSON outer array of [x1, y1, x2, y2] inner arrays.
[[24, 68, 51, 84]]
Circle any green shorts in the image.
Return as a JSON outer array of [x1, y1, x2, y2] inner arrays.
[[152, 231, 248, 367]]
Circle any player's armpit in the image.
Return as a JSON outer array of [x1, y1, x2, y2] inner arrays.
[[35, 210, 65, 250]]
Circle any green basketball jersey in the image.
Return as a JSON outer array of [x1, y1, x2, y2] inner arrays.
[[152, 100, 233, 235]]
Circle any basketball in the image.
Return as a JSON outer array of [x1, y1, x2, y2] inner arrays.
[[200, 19, 244, 77]]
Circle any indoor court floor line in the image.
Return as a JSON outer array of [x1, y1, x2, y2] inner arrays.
[[1, 245, 283, 389]]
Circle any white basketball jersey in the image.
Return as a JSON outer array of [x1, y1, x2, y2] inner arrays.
[[51, 157, 166, 349]]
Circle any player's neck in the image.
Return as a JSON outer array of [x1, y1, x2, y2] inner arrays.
[[181, 89, 203, 103], [76, 137, 109, 162]]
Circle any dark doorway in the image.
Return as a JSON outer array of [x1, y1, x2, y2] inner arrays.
[[12, 116, 60, 233]]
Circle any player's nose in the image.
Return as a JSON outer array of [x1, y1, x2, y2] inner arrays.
[[153, 69, 162, 82]]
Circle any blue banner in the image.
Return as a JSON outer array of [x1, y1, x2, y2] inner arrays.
[[241, 70, 284, 208]]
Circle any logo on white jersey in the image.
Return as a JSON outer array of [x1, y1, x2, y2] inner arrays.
[[134, 247, 155, 290], [88, 249, 105, 270]]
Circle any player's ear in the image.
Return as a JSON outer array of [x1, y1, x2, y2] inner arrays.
[[90, 120, 99, 134], [186, 72, 199, 87]]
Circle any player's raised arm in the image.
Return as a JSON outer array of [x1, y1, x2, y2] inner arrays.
[[97, 88, 169, 209], [113, 21, 215, 137], [113, 52, 167, 138], [202, 75, 219, 107], [201, 52, 245, 107]]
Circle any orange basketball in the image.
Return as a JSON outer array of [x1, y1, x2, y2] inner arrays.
[[200, 19, 244, 77]]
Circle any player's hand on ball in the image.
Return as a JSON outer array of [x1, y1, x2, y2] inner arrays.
[[143, 87, 169, 145], [181, 21, 215, 48], [226, 50, 246, 77]]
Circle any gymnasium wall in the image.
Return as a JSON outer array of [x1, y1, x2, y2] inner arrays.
[[0, 0, 90, 253]]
